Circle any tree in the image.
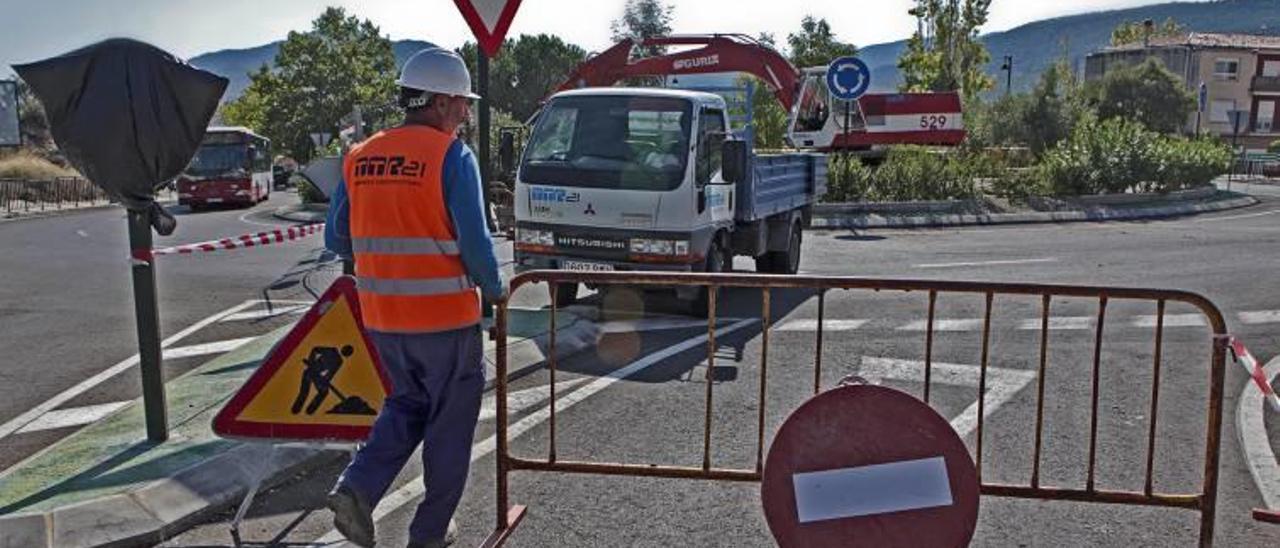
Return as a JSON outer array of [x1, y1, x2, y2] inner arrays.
[[13, 78, 51, 150], [976, 60, 1092, 156], [1111, 17, 1185, 47], [222, 7, 397, 161], [786, 16, 857, 68], [459, 34, 587, 122], [1088, 57, 1195, 134], [610, 0, 674, 85], [897, 0, 994, 100]]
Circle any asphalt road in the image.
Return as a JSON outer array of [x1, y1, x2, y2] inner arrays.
[[156, 183, 1280, 547], [0, 193, 326, 471], [6, 183, 1276, 546]]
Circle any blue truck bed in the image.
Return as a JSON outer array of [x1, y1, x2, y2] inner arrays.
[[734, 153, 828, 222]]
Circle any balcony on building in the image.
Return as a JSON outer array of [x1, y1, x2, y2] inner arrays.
[[1254, 75, 1280, 94]]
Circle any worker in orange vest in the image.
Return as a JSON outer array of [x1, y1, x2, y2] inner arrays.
[[323, 46, 504, 548]]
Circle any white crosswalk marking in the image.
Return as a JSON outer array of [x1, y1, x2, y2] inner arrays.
[[1132, 314, 1207, 328], [776, 319, 869, 332], [897, 318, 985, 332], [1239, 310, 1280, 325], [15, 402, 132, 434], [858, 357, 1037, 439], [1016, 316, 1095, 331], [219, 305, 309, 322], [162, 337, 257, 360], [477, 379, 590, 422]]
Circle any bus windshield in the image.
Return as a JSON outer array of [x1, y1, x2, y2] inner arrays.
[[185, 144, 248, 178], [521, 95, 692, 191]]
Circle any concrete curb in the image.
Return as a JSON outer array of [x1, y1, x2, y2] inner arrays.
[[0, 312, 597, 548], [273, 204, 328, 223], [810, 195, 1259, 229]]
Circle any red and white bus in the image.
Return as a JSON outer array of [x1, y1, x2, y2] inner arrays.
[[177, 126, 272, 210]]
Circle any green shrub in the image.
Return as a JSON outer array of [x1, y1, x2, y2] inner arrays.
[[1040, 118, 1230, 195], [825, 153, 874, 202], [990, 168, 1049, 202], [1269, 140, 1280, 154], [0, 151, 79, 181], [295, 176, 328, 204], [824, 147, 997, 202]]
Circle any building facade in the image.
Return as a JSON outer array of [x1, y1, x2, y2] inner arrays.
[[1085, 33, 1280, 151]]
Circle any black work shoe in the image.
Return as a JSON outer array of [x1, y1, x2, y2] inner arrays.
[[327, 483, 376, 547], [406, 518, 458, 548]]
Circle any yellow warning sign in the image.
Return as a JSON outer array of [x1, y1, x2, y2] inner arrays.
[[213, 276, 391, 441]]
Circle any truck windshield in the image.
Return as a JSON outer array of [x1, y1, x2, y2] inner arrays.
[[522, 96, 692, 191], [185, 144, 248, 178]]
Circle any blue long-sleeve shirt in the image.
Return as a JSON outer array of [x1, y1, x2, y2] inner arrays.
[[325, 139, 503, 301]]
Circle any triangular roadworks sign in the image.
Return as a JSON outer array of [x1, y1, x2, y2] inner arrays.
[[212, 276, 392, 442], [454, 0, 523, 57]]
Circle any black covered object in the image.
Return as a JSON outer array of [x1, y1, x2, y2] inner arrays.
[[12, 39, 228, 213]]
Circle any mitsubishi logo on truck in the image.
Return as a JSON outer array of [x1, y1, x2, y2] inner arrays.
[[673, 54, 720, 71], [584, 203, 596, 215]]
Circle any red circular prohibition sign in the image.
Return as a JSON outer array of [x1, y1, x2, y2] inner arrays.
[[761, 384, 979, 547]]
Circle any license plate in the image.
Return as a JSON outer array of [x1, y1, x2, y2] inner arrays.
[[206, 198, 223, 203], [562, 260, 613, 272]]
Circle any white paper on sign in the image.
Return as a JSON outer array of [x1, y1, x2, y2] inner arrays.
[[792, 456, 953, 523]]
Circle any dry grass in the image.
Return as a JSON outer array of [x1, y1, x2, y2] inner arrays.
[[0, 150, 79, 181]]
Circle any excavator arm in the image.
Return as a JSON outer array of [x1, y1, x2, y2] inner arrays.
[[554, 34, 802, 110]]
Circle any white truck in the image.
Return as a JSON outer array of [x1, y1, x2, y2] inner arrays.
[[512, 88, 827, 312]]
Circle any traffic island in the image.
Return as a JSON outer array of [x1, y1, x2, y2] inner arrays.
[[0, 306, 596, 548], [811, 186, 1260, 229]]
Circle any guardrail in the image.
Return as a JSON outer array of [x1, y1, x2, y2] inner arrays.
[[0, 177, 176, 215]]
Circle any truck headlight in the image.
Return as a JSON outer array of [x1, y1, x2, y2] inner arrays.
[[630, 238, 688, 256], [518, 228, 554, 247]]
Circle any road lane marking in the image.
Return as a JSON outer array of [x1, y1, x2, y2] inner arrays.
[[897, 319, 985, 332], [1016, 316, 1095, 331], [1237, 356, 1280, 510], [15, 401, 132, 434], [477, 379, 590, 422], [1193, 209, 1280, 223], [315, 318, 761, 545], [219, 305, 309, 323], [858, 357, 1037, 439], [914, 258, 1058, 269], [1239, 310, 1280, 325], [598, 317, 746, 334], [776, 319, 869, 332], [162, 337, 257, 360], [1132, 314, 1206, 328], [0, 300, 262, 443]]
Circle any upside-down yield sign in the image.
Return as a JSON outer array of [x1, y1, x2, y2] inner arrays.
[[454, 0, 524, 57], [212, 276, 392, 442], [761, 384, 979, 547]]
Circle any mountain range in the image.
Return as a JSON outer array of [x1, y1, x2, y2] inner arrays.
[[190, 0, 1280, 100]]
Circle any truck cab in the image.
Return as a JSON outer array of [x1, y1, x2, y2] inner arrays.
[[514, 88, 825, 309]]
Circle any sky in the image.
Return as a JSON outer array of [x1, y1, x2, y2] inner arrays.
[[1, 0, 1212, 76]]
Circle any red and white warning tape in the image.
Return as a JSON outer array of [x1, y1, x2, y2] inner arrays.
[[132, 224, 324, 262], [1226, 336, 1280, 413]]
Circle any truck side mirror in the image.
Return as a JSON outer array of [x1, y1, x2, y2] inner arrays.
[[499, 131, 516, 176], [722, 140, 748, 184]]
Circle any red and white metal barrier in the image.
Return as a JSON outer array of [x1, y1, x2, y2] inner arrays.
[[1227, 336, 1280, 413]]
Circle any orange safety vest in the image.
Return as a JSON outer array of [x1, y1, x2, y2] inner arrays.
[[343, 125, 480, 333]]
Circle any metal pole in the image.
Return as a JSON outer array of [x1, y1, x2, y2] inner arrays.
[[1004, 56, 1013, 96], [127, 209, 168, 442], [479, 52, 495, 233]]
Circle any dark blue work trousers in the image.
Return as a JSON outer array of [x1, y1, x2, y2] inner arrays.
[[337, 325, 484, 543]]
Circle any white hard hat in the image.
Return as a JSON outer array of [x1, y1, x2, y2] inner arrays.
[[397, 47, 481, 99]]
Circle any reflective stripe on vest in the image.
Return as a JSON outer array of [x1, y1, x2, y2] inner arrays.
[[358, 275, 474, 296], [352, 237, 461, 256], [344, 126, 480, 333]]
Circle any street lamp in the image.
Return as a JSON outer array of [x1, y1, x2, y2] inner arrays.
[[1000, 55, 1013, 96]]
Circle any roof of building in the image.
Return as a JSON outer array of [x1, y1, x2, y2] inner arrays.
[[1104, 32, 1280, 53]]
